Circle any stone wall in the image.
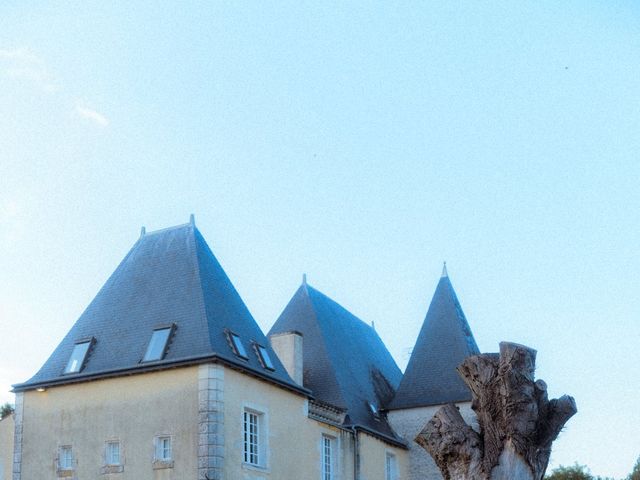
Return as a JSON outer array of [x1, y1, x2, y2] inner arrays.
[[198, 364, 224, 480], [387, 402, 476, 480], [19, 367, 199, 479], [11, 394, 22, 480], [16, 363, 408, 480], [222, 367, 408, 480], [359, 430, 408, 480], [0, 412, 14, 480]]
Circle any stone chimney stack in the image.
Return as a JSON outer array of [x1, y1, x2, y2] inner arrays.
[[269, 331, 303, 386]]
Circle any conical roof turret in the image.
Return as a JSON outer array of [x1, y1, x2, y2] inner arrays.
[[388, 267, 479, 409]]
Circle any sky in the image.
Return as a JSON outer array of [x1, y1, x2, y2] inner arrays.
[[0, 1, 638, 477]]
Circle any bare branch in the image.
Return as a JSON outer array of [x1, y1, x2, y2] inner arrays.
[[415, 342, 577, 480]]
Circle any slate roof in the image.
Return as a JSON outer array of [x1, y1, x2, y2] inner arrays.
[[387, 266, 480, 409], [268, 282, 404, 444], [14, 222, 304, 394]]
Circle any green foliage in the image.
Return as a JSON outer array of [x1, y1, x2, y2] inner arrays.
[[0, 402, 14, 420], [545, 460, 640, 480], [628, 456, 640, 480], [546, 464, 594, 480]]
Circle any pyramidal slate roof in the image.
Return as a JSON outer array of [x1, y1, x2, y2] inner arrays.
[[388, 266, 480, 410], [15, 222, 304, 394], [268, 282, 403, 444]]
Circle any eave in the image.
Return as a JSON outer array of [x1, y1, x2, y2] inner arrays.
[[12, 353, 311, 398]]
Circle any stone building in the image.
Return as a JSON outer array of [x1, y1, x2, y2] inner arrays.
[[0, 414, 13, 480], [8, 218, 480, 480]]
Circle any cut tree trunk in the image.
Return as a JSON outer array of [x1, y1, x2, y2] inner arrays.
[[415, 342, 576, 480]]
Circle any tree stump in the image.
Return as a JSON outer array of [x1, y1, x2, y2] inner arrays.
[[415, 342, 576, 480]]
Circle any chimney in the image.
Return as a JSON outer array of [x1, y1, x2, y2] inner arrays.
[[269, 331, 303, 386]]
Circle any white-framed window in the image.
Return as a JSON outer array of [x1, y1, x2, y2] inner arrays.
[[155, 436, 172, 461], [322, 434, 336, 480], [242, 406, 269, 469], [385, 451, 398, 480], [243, 410, 260, 465], [100, 439, 125, 474], [58, 445, 74, 470], [106, 441, 121, 465]]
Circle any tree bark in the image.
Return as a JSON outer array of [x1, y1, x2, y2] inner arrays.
[[415, 342, 576, 480]]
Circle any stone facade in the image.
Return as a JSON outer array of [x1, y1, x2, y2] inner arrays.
[[198, 363, 224, 480], [18, 368, 200, 479], [0, 413, 14, 480], [387, 402, 476, 480], [11, 393, 22, 480], [14, 364, 406, 480]]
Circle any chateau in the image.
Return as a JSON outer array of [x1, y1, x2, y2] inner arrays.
[[5, 218, 480, 480]]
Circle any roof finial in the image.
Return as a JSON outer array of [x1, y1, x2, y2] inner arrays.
[[371, 320, 376, 331], [189, 213, 195, 226], [140, 226, 146, 238], [441, 261, 448, 278], [302, 273, 307, 286]]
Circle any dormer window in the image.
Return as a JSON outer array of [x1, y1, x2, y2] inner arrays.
[[142, 326, 174, 362], [227, 331, 248, 359], [255, 344, 275, 371], [64, 339, 93, 374]]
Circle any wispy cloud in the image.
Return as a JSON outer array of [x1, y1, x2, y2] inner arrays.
[[75, 104, 109, 127], [1, 45, 111, 127], [0, 47, 58, 92]]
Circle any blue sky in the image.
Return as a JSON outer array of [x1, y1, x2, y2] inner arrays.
[[0, 1, 638, 477]]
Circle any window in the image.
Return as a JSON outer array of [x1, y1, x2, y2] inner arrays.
[[152, 436, 174, 470], [241, 405, 268, 470], [368, 402, 380, 418], [101, 440, 125, 474], [64, 341, 91, 374], [59, 445, 73, 470], [243, 410, 260, 465], [155, 436, 172, 461], [228, 331, 248, 359], [385, 452, 397, 480], [322, 435, 336, 480], [255, 344, 275, 370], [106, 441, 120, 465], [143, 327, 172, 362]]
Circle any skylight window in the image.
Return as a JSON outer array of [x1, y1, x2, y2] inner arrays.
[[368, 402, 380, 417], [227, 332, 248, 359], [255, 344, 275, 371], [143, 327, 173, 362], [64, 340, 92, 374]]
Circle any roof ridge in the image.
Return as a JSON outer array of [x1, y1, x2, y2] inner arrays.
[[305, 284, 378, 333], [37, 230, 146, 353], [305, 287, 350, 409], [303, 288, 351, 393], [142, 222, 191, 237], [189, 227, 213, 350]]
